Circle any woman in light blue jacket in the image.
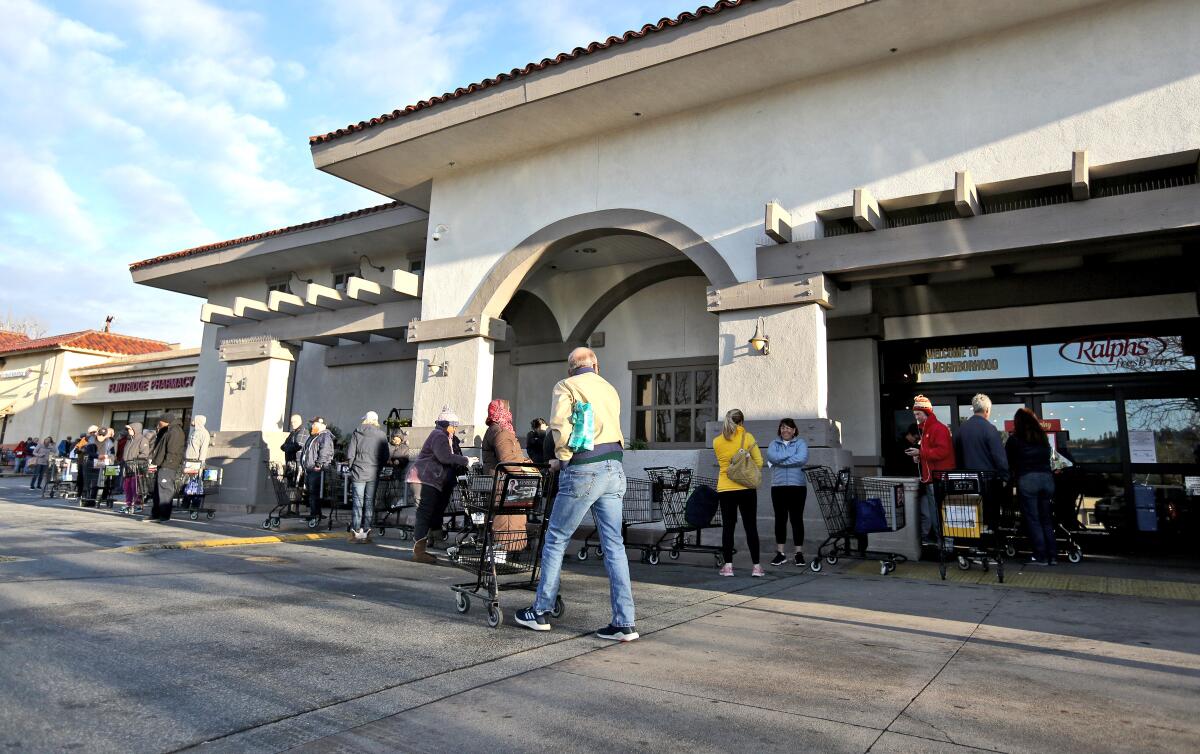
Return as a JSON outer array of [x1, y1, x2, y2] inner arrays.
[[765, 418, 809, 567]]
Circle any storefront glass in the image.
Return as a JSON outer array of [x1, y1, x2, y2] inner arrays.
[[1041, 401, 1120, 463], [1032, 335, 1195, 377], [1123, 398, 1200, 465]]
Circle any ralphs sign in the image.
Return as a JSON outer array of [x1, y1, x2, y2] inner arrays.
[[1058, 334, 1167, 369]]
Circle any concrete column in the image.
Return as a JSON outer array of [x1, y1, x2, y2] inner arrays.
[[410, 337, 494, 443], [717, 302, 829, 420]]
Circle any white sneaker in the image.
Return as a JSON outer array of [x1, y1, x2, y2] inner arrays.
[[354, 529, 367, 541]]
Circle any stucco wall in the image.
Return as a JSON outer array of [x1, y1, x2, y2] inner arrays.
[[417, 0, 1200, 323], [827, 338, 881, 462], [290, 343, 417, 437]]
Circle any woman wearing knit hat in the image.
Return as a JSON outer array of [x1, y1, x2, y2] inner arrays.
[[409, 406, 473, 564], [905, 395, 956, 546]]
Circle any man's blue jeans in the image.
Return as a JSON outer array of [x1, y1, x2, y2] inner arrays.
[[534, 460, 635, 627], [351, 480, 377, 531]]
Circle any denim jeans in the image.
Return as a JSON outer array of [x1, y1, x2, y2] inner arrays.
[[30, 464, 46, 488], [534, 460, 635, 627], [918, 484, 941, 543], [351, 480, 377, 531], [305, 470, 323, 518], [1018, 472, 1056, 562]]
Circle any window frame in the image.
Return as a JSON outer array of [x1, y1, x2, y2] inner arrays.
[[629, 357, 718, 450]]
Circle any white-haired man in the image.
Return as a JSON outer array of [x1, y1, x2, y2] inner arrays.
[[954, 393, 1009, 479], [515, 347, 638, 641], [346, 411, 390, 542]]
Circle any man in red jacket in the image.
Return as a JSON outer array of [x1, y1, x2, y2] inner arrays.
[[905, 395, 956, 545]]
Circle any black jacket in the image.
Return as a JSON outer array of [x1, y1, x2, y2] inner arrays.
[[954, 415, 1009, 478], [151, 421, 186, 470], [526, 429, 547, 465], [280, 427, 306, 462], [1005, 436, 1052, 478], [346, 423, 389, 482]]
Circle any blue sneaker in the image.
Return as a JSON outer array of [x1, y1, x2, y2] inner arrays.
[[514, 607, 551, 631], [596, 624, 639, 642]]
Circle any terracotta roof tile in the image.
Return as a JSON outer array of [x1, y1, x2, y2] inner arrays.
[[309, 0, 751, 145], [129, 200, 404, 272], [0, 330, 172, 357], [0, 331, 30, 350]]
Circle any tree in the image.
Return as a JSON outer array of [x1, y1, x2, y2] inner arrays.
[[0, 312, 48, 339]]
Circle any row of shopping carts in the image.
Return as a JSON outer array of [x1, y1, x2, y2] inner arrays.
[[40, 456, 222, 519]]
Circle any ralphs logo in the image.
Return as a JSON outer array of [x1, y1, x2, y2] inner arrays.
[[1058, 334, 1166, 366]]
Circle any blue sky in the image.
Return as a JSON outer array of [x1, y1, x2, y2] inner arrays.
[[0, 0, 691, 346]]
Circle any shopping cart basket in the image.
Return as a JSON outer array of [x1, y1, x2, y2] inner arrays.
[[41, 457, 77, 499], [263, 461, 328, 530], [372, 464, 415, 538], [175, 463, 221, 520], [450, 463, 555, 628], [932, 470, 1005, 582], [641, 467, 727, 568], [576, 476, 663, 564], [804, 466, 908, 576]]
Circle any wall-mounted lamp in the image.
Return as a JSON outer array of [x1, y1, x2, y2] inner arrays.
[[358, 254, 385, 278], [748, 317, 770, 355], [427, 359, 449, 378], [225, 373, 247, 393]]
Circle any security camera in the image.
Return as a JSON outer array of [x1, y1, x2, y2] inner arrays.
[[431, 231, 441, 242], [431, 224, 448, 242]]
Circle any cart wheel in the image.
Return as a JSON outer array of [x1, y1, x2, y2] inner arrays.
[[669, 549, 680, 560], [825, 555, 838, 566], [551, 594, 565, 619], [487, 604, 502, 628], [957, 555, 971, 571], [714, 554, 725, 568], [271, 518, 281, 530], [1067, 547, 1082, 564], [206, 511, 215, 520], [1004, 543, 1017, 558], [262, 518, 273, 530], [880, 562, 889, 576], [577, 547, 589, 561], [597, 547, 605, 560], [398, 530, 409, 541], [648, 550, 660, 566], [455, 592, 470, 614], [809, 558, 822, 573], [885, 561, 897, 574], [378, 528, 386, 537], [307, 518, 319, 529], [190, 511, 199, 521]]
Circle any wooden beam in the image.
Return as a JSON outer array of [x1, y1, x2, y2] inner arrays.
[[406, 315, 508, 343], [706, 273, 832, 312], [764, 201, 793, 244], [1072, 149, 1090, 200], [852, 188, 884, 231], [954, 170, 981, 217], [324, 339, 418, 366]]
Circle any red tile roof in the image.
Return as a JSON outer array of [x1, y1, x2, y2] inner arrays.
[[129, 200, 404, 272], [309, 0, 752, 145], [0, 330, 172, 357], [0, 331, 30, 350]]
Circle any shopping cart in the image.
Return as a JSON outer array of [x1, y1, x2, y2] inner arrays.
[[995, 488, 1084, 564], [638, 467, 727, 568], [41, 457, 77, 499], [263, 462, 329, 530], [804, 466, 908, 576], [450, 463, 555, 628], [175, 463, 221, 520], [435, 467, 495, 547], [372, 465, 415, 538], [118, 460, 153, 514], [94, 464, 121, 508], [575, 476, 663, 564], [932, 470, 1005, 583]]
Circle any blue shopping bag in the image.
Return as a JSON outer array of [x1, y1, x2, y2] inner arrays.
[[854, 497, 889, 534]]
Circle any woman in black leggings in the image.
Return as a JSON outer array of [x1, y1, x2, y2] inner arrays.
[[766, 418, 809, 566], [713, 409, 764, 577]]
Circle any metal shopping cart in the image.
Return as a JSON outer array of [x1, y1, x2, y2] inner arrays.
[[449, 463, 555, 628], [995, 489, 1084, 564], [804, 466, 908, 576], [41, 457, 77, 499], [575, 476, 663, 564], [118, 460, 153, 514], [932, 470, 1005, 582], [264, 462, 330, 530], [372, 465, 415, 538], [639, 467, 727, 568], [176, 463, 222, 520]]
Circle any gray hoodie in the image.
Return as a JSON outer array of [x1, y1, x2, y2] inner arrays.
[[345, 422, 389, 482], [120, 422, 152, 467], [186, 415, 211, 464]]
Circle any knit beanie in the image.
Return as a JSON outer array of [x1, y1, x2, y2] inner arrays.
[[362, 410, 380, 425], [912, 395, 934, 415], [436, 405, 461, 426]]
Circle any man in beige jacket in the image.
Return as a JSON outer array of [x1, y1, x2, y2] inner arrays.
[[515, 348, 638, 641]]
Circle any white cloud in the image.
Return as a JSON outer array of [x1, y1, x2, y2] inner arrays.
[[0, 146, 101, 252]]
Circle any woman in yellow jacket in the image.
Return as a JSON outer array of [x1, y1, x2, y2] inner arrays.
[[712, 409, 764, 577]]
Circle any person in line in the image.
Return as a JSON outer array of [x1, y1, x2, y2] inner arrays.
[[481, 398, 530, 552], [58, 436, 72, 457], [29, 436, 53, 490], [906, 395, 956, 546], [94, 428, 117, 505], [954, 393, 1009, 530], [13, 438, 28, 475], [299, 417, 335, 525], [148, 414, 185, 522], [526, 418, 548, 465], [345, 411, 389, 543], [181, 415, 211, 514], [713, 409, 764, 577], [410, 407, 472, 564], [515, 347, 639, 641], [386, 431, 416, 507], [765, 418, 808, 567], [75, 427, 99, 504], [120, 422, 151, 512], [1007, 408, 1057, 566], [280, 414, 306, 464]]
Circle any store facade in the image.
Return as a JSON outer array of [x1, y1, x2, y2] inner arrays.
[[69, 349, 199, 434]]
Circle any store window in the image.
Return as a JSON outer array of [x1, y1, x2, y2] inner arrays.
[[1123, 398, 1200, 465], [1032, 334, 1195, 377], [885, 344, 1029, 384], [632, 364, 716, 447], [1041, 401, 1120, 464]]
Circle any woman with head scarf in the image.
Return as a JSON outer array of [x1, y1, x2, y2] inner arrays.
[[481, 398, 531, 552]]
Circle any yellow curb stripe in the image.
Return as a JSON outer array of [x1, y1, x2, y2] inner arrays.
[[845, 560, 1200, 602], [119, 532, 343, 553]]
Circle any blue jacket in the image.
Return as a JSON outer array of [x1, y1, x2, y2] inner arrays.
[[766, 437, 809, 487], [954, 415, 1009, 479]]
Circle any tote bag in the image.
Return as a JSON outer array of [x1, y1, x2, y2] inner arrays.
[[566, 395, 595, 453], [726, 432, 761, 488]]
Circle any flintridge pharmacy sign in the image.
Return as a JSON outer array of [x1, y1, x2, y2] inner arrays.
[[108, 376, 196, 394]]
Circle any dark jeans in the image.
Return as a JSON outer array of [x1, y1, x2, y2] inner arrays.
[[30, 464, 46, 488], [305, 470, 324, 518], [771, 485, 807, 546], [413, 484, 452, 541], [719, 488, 760, 565], [1018, 472, 1056, 562], [151, 467, 179, 520]]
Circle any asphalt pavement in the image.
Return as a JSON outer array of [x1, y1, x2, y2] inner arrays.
[[0, 475, 1197, 753]]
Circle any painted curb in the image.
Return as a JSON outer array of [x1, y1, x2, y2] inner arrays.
[[119, 532, 343, 553]]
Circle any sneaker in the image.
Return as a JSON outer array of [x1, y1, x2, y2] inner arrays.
[[794, 552, 805, 567], [596, 624, 639, 642], [769, 553, 788, 567], [514, 607, 551, 632], [718, 563, 734, 577], [1027, 557, 1047, 566], [751, 565, 765, 578]]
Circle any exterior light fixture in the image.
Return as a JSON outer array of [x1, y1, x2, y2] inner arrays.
[[748, 317, 770, 355], [225, 373, 247, 393], [427, 358, 449, 378], [358, 255, 385, 277]]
